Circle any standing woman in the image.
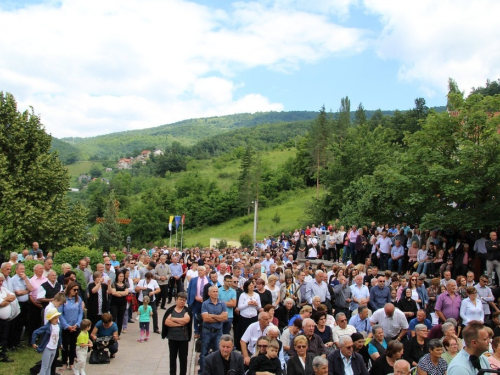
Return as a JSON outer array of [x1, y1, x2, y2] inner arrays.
[[237, 279, 261, 348], [135, 272, 161, 334], [87, 271, 109, 331], [460, 286, 484, 327], [296, 234, 307, 260], [109, 271, 128, 336], [266, 275, 281, 309], [121, 268, 134, 333], [407, 241, 419, 274], [59, 281, 83, 371], [162, 292, 192, 375]]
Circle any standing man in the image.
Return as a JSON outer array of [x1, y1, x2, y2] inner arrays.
[[350, 274, 370, 314], [10, 263, 33, 350], [187, 266, 209, 339], [0, 273, 16, 363], [486, 231, 500, 285], [155, 255, 171, 309], [475, 275, 495, 320], [448, 321, 491, 375], [305, 270, 330, 306], [240, 312, 273, 365], [376, 231, 393, 271], [435, 280, 461, 323], [37, 270, 63, 308], [199, 286, 228, 374], [163, 292, 192, 375], [28, 264, 47, 338], [333, 276, 352, 319], [369, 303, 409, 342], [217, 263, 230, 285], [218, 275, 236, 335], [168, 256, 183, 303]]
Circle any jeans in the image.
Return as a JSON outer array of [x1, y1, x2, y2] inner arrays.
[[343, 245, 352, 263], [40, 347, 57, 375], [191, 301, 202, 335], [222, 318, 233, 335], [199, 327, 222, 373], [169, 339, 189, 375], [388, 258, 403, 273]]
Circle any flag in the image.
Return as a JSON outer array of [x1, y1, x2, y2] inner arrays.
[[169, 216, 174, 231], [175, 215, 181, 229], [181, 214, 185, 225]]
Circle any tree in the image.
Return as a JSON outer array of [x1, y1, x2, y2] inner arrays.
[[97, 191, 123, 252], [309, 106, 333, 198], [89, 164, 102, 178], [238, 145, 255, 215], [354, 103, 367, 126], [0, 92, 87, 250], [338, 96, 351, 129]]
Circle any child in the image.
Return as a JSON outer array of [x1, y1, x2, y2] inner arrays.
[[248, 339, 282, 375], [32, 308, 63, 375], [138, 296, 153, 342], [44, 292, 66, 324], [73, 319, 92, 375]]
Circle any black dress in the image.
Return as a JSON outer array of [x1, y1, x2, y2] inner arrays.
[[256, 289, 273, 308], [110, 283, 127, 335], [370, 354, 394, 375]]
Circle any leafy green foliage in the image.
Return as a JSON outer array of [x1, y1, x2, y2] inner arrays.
[[239, 233, 253, 248], [50, 137, 82, 165], [97, 192, 123, 252], [0, 92, 88, 251]]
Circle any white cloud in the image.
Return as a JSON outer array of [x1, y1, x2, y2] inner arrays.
[[364, 0, 500, 96], [0, 0, 365, 137]]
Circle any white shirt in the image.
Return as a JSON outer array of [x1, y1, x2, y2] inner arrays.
[[37, 281, 63, 299], [369, 308, 409, 338], [307, 248, 317, 258], [137, 279, 160, 303], [241, 322, 276, 355], [238, 293, 261, 318], [46, 323, 60, 350], [0, 286, 16, 320], [460, 297, 484, 326], [376, 237, 393, 254], [332, 325, 357, 344]]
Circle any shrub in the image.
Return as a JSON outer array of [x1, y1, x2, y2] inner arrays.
[[239, 233, 253, 249], [54, 246, 103, 270]]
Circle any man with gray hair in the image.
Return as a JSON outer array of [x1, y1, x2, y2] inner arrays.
[[305, 270, 330, 305], [288, 318, 327, 358], [327, 336, 369, 375], [332, 312, 357, 348], [10, 262, 33, 350], [403, 323, 429, 367], [241, 312, 275, 365], [393, 359, 411, 375], [369, 303, 409, 342], [155, 255, 171, 309], [7, 252, 18, 266]]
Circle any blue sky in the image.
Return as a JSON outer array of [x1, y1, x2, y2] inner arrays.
[[0, 0, 498, 137]]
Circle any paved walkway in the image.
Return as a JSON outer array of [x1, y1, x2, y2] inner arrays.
[[77, 302, 198, 375]]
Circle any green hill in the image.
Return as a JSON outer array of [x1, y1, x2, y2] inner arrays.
[[50, 137, 82, 165]]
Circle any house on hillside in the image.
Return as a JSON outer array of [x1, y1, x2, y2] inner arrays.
[[117, 158, 132, 170], [153, 149, 164, 156], [105, 168, 113, 172], [141, 150, 151, 158]]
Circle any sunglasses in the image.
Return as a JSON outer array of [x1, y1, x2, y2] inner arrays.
[[258, 345, 268, 348], [105, 264, 111, 266], [295, 345, 307, 349], [72, 288, 79, 292], [344, 345, 354, 349]]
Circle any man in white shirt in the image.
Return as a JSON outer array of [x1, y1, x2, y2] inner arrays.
[[332, 312, 357, 348], [369, 303, 409, 341], [350, 275, 370, 313], [376, 231, 393, 271], [240, 312, 275, 365], [217, 263, 230, 286]]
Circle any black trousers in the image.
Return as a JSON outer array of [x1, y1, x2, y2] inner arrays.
[[110, 303, 127, 335], [27, 302, 43, 339], [168, 277, 183, 300], [10, 300, 29, 347], [168, 339, 189, 375], [149, 300, 159, 332], [158, 284, 169, 308], [62, 329, 80, 366], [0, 319, 9, 357]]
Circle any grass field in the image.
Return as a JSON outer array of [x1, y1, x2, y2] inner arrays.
[[1, 345, 40, 374], [180, 187, 317, 247]]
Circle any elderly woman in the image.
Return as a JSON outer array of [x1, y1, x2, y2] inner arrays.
[[276, 297, 299, 331], [87, 271, 110, 330], [287, 335, 315, 375], [441, 336, 459, 364], [264, 304, 279, 326], [57, 263, 72, 285], [398, 288, 419, 322], [266, 275, 281, 308], [280, 273, 301, 306], [312, 356, 328, 375], [441, 321, 462, 349], [369, 340, 404, 375], [90, 312, 119, 358], [368, 325, 387, 360], [417, 339, 448, 375]]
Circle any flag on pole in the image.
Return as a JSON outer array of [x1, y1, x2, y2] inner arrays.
[[175, 216, 181, 229], [181, 214, 185, 225], [169, 216, 174, 231]]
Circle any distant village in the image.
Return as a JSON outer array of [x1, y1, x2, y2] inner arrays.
[[74, 149, 164, 191]]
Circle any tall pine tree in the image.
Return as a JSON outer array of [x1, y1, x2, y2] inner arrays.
[[97, 191, 122, 252]]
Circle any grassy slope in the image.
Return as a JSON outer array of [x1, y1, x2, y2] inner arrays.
[[181, 187, 316, 247]]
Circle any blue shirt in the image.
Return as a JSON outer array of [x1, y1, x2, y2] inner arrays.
[[110, 260, 120, 267], [369, 286, 391, 311], [58, 297, 84, 329], [218, 286, 236, 318], [391, 245, 405, 258], [408, 318, 432, 333], [448, 349, 490, 375], [349, 314, 371, 334], [170, 263, 183, 278], [201, 298, 227, 329]]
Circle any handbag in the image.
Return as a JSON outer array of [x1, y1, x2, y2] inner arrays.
[[413, 261, 419, 269], [89, 349, 110, 364]]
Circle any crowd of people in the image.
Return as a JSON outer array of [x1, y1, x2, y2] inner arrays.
[[1, 223, 500, 375]]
